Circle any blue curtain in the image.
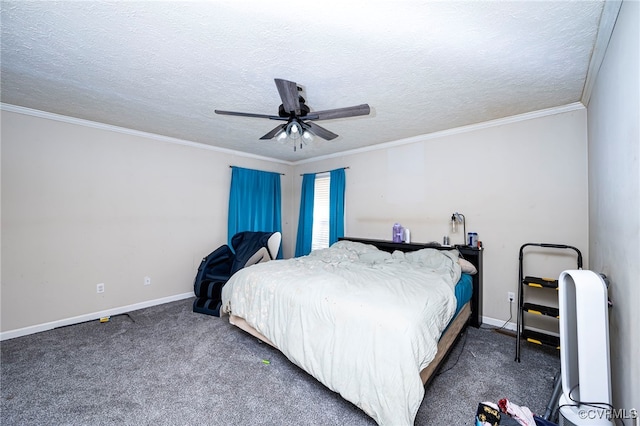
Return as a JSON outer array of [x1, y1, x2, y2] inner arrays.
[[294, 173, 315, 257], [329, 168, 346, 245], [228, 167, 282, 256]]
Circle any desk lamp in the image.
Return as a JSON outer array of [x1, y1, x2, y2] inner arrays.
[[450, 212, 466, 245]]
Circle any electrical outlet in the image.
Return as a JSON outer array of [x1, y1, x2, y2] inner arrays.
[[144, 276, 151, 286], [97, 283, 105, 294], [508, 291, 515, 302]]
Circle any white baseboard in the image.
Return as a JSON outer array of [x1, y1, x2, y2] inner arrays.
[[0, 292, 194, 341], [481, 315, 517, 331], [480, 316, 561, 339]]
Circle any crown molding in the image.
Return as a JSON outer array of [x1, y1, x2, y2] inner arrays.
[[3, 102, 585, 168], [293, 102, 586, 165], [0, 103, 293, 166]]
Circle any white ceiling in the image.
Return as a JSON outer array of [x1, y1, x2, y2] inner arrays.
[[1, 1, 608, 162]]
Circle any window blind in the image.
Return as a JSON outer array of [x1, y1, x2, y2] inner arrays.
[[311, 174, 330, 250]]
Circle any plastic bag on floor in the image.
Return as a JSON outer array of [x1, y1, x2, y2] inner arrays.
[[475, 399, 558, 426]]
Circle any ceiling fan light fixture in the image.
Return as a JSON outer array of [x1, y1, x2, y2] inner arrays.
[[216, 78, 371, 152], [285, 121, 303, 141], [277, 131, 288, 142]]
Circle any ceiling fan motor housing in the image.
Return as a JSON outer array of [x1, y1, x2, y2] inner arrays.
[[278, 97, 310, 118]]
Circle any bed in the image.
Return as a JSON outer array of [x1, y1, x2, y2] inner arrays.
[[220, 238, 480, 425]]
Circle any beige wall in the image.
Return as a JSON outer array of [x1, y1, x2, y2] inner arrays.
[[587, 0, 639, 414], [1, 110, 293, 334], [1, 102, 590, 344], [3, 105, 589, 338], [293, 108, 590, 328]]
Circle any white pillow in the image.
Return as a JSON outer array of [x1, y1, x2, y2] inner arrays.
[[403, 248, 458, 267], [459, 258, 477, 274]]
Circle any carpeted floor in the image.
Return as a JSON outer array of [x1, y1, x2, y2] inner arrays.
[[1, 298, 559, 425]]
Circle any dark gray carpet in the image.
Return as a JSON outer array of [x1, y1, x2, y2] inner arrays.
[[1, 298, 559, 425]]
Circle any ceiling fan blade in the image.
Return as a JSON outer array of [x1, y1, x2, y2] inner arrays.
[[215, 110, 282, 119], [259, 124, 286, 140], [306, 121, 339, 140], [274, 78, 301, 115], [306, 104, 371, 121]]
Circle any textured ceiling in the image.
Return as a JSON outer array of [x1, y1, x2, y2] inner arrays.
[[1, 1, 605, 162]]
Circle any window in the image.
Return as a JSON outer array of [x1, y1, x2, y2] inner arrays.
[[295, 168, 345, 257], [311, 173, 330, 250]]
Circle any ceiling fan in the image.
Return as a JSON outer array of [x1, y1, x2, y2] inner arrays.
[[215, 78, 370, 150]]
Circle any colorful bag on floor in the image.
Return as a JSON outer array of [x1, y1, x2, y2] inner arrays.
[[476, 402, 500, 426], [476, 399, 558, 426]]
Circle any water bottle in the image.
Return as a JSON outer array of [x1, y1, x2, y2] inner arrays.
[[393, 223, 403, 243]]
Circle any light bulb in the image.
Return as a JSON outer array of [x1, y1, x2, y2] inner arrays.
[[286, 121, 302, 140], [451, 214, 457, 233]]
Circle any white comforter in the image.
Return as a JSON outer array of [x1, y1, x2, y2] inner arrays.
[[221, 241, 461, 425]]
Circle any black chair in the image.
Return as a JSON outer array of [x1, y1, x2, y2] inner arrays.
[[193, 231, 281, 316]]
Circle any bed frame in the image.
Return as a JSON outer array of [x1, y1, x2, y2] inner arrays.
[[227, 236, 482, 388]]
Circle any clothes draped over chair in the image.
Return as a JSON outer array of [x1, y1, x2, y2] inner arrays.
[[193, 231, 281, 317]]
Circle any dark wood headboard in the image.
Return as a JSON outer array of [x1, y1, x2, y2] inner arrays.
[[339, 237, 483, 328]]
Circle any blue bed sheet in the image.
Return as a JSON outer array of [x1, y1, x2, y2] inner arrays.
[[439, 273, 473, 339], [454, 273, 473, 316]]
